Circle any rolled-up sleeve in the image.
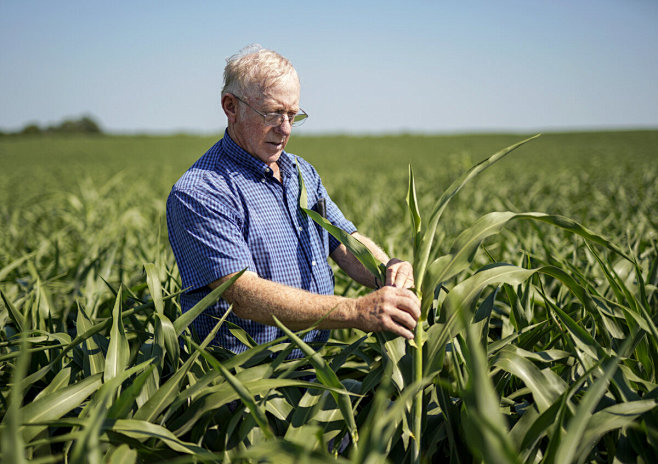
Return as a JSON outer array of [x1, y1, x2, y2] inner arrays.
[[166, 189, 256, 292]]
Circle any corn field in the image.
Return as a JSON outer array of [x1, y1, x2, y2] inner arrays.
[[1, 131, 657, 463]]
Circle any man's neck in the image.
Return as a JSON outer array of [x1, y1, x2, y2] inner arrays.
[[271, 162, 282, 182], [226, 126, 282, 182]]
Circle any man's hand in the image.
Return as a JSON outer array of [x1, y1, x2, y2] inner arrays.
[[354, 286, 420, 339], [385, 258, 415, 289]]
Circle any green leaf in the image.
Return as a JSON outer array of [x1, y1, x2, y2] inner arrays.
[[549, 353, 623, 464], [213, 358, 275, 439], [273, 316, 359, 443], [423, 210, 630, 315], [69, 395, 106, 464], [232, 438, 347, 464], [1, 288, 25, 332], [0, 250, 37, 282], [415, 135, 540, 297], [107, 365, 156, 419], [70, 359, 154, 464], [494, 345, 567, 412], [133, 309, 230, 423], [406, 164, 422, 250], [33, 367, 72, 402], [76, 302, 105, 377], [104, 287, 129, 383], [20, 373, 103, 442], [443, 264, 538, 335], [462, 319, 521, 464], [2, 333, 29, 464], [154, 312, 180, 368], [375, 333, 407, 391], [104, 444, 137, 464], [171, 377, 349, 437], [107, 419, 220, 459], [577, 399, 658, 458], [144, 263, 164, 315]]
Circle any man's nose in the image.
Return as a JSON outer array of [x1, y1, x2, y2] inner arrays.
[[275, 116, 293, 136]]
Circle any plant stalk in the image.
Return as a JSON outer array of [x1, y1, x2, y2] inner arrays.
[[412, 308, 425, 464]]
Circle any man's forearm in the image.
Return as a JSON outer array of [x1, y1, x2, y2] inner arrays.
[[209, 269, 420, 339], [332, 232, 414, 290], [210, 271, 357, 330], [353, 232, 390, 265], [330, 232, 390, 288]]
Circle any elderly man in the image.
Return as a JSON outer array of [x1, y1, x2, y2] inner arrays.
[[166, 45, 420, 356]]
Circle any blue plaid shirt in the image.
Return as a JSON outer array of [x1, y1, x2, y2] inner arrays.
[[166, 131, 357, 355]]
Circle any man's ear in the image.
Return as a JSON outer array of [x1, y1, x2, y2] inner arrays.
[[222, 94, 238, 123]]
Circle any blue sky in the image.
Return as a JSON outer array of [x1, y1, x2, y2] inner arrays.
[[1, 0, 656, 134]]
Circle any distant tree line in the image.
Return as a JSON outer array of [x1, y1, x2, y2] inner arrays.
[[0, 116, 103, 136]]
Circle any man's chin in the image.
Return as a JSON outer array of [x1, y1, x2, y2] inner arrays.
[[258, 150, 283, 166], [264, 144, 286, 158]]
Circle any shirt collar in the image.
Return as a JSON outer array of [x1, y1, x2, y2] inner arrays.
[[220, 130, 296, 180]]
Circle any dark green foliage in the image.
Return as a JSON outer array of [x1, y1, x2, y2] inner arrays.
[[4, 115, 104, 137]]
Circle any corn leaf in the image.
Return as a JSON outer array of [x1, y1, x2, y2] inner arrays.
[[2, 333, 29, 464], [33, 367, 72, 402], [494, 345, 567, 412], [406, 165, 422, 250], [154, 312, 180, 368], [461, 318, 521, 464], [415, 135, 541, 296], [577, 399, 658, 458], [213, 358, 275, 439], [549, 354, 623, 464], [76, 302, 105, 377], [20, 373, 103, 442], [273, 316, 359, 443], [1, 288, 25, 332], [104, 287, 129, 383], [104, 444, 137, 464], [133, 308, 229, 422], [108, 419, 220, 459], [144, 263, 164, 315]]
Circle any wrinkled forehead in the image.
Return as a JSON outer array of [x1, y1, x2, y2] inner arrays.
[[242, 69, 300, 101]]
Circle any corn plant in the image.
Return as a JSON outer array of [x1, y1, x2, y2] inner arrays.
[[298, 135, 657, 463]]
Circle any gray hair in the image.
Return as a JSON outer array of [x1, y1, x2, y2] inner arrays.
[[221, 44, 299, 100]]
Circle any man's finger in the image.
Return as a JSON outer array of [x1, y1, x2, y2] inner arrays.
[[398, 289, 421, 320], [386, 319, 415, 339], [386, 265, 397, 287], [391, 310, 418, 332], [394, 269, 410, 288]]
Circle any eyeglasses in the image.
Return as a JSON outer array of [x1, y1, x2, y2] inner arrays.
[[233, 94, 308, 127]]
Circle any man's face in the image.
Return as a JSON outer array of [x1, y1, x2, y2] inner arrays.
[[228, 73, 301, 168]]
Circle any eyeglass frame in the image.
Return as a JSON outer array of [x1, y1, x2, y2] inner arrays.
[[232, 94, 308, 127]]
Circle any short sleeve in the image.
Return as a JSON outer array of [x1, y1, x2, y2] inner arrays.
[[166, 189, 256, 292]]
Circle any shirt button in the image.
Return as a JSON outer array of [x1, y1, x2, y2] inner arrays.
[[297, 226, 303, 231], [261, 178, 266, 183], [312, 260, 317, 266], [265, 167, 270, 173]]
